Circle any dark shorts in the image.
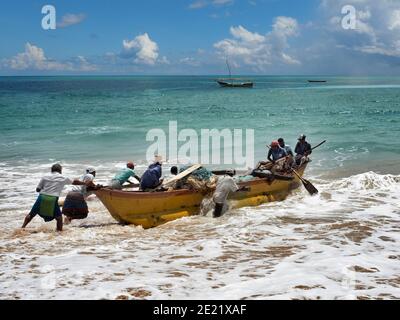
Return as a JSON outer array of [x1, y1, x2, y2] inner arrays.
[[62, 192, 89, 219], [30, 194, 61, 222]]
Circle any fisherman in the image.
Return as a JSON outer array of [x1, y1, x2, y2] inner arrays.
[[140, 157, 163, 191], [278, 138, 293, 157], [295, 134, 312, 165], [267, 140, 288, 163], [62, 167, 97, 224], [213, 172, 250, 218], [21, 164, 87, 232], [110, 162, 141, 190], [278, 137, 295, 170]]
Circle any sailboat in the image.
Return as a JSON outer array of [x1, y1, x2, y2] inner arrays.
[[217, 59, 254, 88]]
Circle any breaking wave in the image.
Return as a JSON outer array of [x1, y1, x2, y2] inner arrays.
[[0, 168, 399, 300]]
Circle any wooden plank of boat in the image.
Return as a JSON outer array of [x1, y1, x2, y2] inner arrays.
[[162, 164, 202, 187]]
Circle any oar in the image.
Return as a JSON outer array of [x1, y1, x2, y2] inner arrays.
[[291, 169, 319, 195], [311, 140, 326, 151]]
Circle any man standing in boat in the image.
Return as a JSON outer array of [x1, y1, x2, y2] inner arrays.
[[21, 164, 87, 232], [295, 134, 312, 165]]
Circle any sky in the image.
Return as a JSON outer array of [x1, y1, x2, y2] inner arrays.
[[1, 0, 400, 75]]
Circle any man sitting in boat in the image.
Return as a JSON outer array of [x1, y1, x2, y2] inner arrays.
[[278, 138, 295, 169], [140, 159, 163, 191], [213, 173, 250, 218], [21, 164, 87, 232], [278, 138, 293, 157], [295, 134, 312, 166], [110, 162, 141, 190], [267, 140, 288, 163], [62, 167, 97, 224]]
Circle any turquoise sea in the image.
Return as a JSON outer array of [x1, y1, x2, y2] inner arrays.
[[1, 76, 399, 176], [1, 76, 400, 299]]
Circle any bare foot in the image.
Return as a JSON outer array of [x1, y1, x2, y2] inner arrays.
[[64, 216, 72, 225]]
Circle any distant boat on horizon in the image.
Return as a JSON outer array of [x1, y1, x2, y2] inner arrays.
[[217, 60, 254, 88], [307, 80, 327, 83]]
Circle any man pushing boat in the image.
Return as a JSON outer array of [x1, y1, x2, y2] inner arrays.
[[212, 172, 250, 218], [21, 164, 91, 232], [62, 167, 98, 225], [110, 162, 141, 190]]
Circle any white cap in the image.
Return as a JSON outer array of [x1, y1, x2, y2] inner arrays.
[[86, 167, 96, 174]]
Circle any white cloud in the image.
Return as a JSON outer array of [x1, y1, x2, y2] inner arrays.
[[214, 17, 300, 71], [3, 43, 96, 71], [321, 0, 400, 57], [180, 57, 201, 66], [122, 33, 160, 65], [57, 13, 86, 28], [188, 0, 233, 9], [7, 43, 66, 70], [388, 10, 400, 30], [213, 0, 234, 5], [189, 1, 208, 9], [230, 25, 265, 43], [72, 56, 97, 71], [273, 16, 299, 36]]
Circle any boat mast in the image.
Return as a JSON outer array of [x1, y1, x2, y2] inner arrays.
[[226, 58, 232, 79]]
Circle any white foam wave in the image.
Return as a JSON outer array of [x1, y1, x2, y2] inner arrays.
[[65, 126, 128, 136], [0, 168, 399, 299]]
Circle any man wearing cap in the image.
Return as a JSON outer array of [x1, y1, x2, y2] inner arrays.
[[267, 140, 288, 163], [21, 164, 87, 232], [62, 167, 97, 224], [110, 162, 141, 190], [295, 134, 312, 165]]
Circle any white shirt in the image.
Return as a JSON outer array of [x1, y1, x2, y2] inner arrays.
[[37, 172, 73, 197], [213, 175, 239, 204], [72, 173, 94, 197]]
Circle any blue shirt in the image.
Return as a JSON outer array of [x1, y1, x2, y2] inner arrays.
[[140, 163, 162, 190], [268, 147, 288, 161], [283, 145, 293, 156]]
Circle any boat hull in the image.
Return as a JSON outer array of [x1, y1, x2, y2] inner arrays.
[[217, 80, 254, 88], [95, 165, 307, 228]]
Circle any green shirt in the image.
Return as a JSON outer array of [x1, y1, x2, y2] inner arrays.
[[114, 168, 135, 184]]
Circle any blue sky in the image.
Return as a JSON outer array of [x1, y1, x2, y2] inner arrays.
[[1, 0, 400, 75]]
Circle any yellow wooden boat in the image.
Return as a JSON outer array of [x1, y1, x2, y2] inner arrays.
[[95, 164, 308, 229]]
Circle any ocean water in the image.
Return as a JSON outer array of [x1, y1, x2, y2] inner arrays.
[[0, 76, 399, 300]]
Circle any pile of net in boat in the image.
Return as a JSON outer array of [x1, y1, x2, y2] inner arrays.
[[171, 167, 218, 193]]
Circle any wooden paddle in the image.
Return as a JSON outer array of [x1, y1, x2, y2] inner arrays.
[[291, 169, 318, 195], [162, 164, 202, 188]]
